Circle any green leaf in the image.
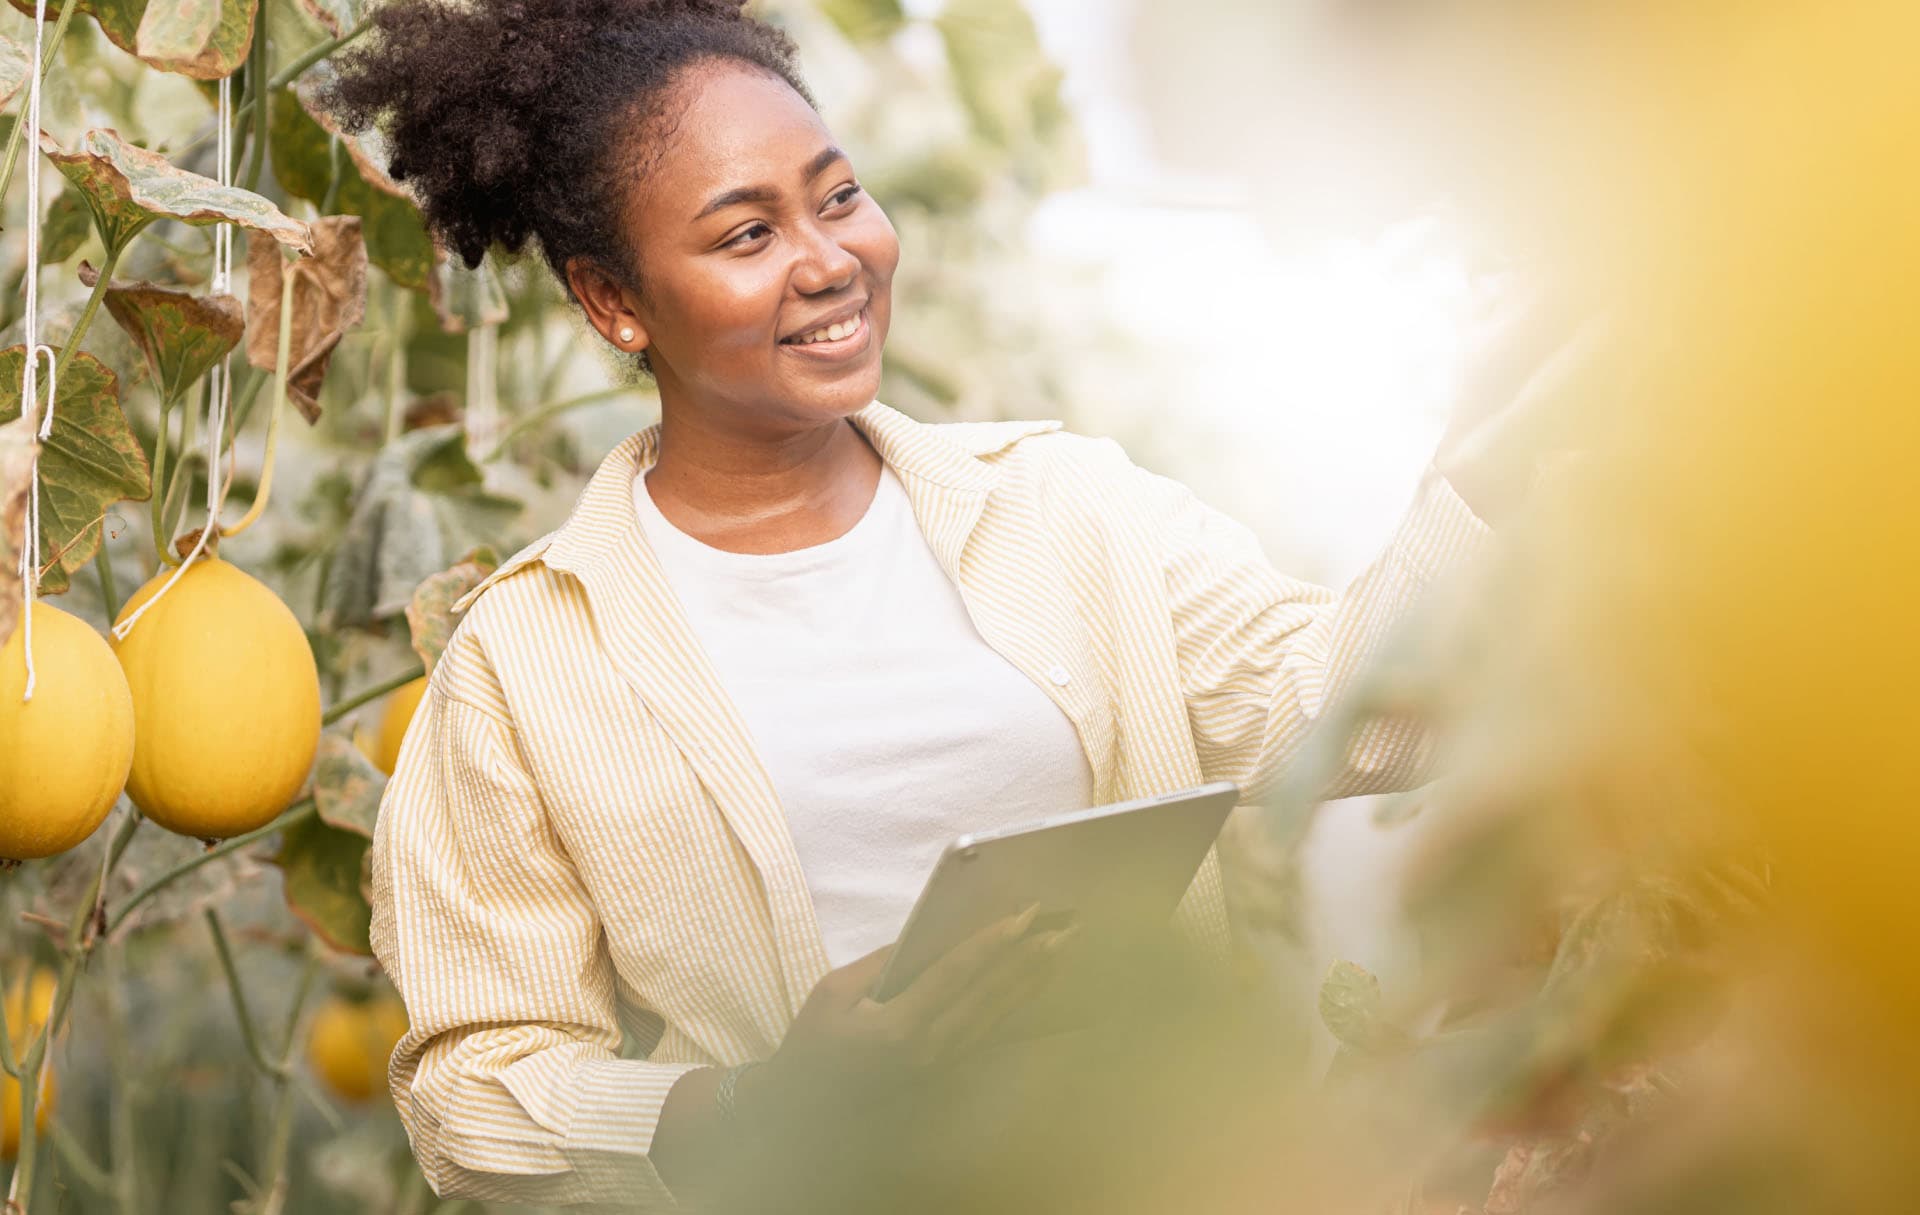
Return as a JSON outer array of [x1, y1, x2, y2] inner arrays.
[[935, 0, 1084, 192], [0, 32, 28, 111], [323, 458, 442, 628], [401, 423, 481, 493], [1318, 959, 1415, 1055], [294, 70, 436, 288], [312, 730, 384, 839], [405, 546, 498, 676], [41, 189, 94, 265], [268, 84, 335, 205], [273, 811, 372, 954], [77, 260, 244, 407], [0, 416, 34, 648], [0, 345, 152, 595], [37, 126, 312, 258], [818, 0, 904, 43]]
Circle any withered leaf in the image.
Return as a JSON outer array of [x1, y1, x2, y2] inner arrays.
[[312, 730, 385, 840], [0, 346, 150, 595], [77, 260, 244, 407], [405, 546, 498, 676], [6, 0, 257, 80], [1318, 959, 1416, 1055], [273, 812, 372, 955], [243, 216, 367, 423]]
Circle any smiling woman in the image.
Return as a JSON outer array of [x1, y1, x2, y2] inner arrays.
[[308, 2, 1523, 1211]]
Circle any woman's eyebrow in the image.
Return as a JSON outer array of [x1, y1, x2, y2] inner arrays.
[[693, 147, 848, 221]]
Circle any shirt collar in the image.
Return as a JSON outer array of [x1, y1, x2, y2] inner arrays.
[[455, 400, 1060, 611]]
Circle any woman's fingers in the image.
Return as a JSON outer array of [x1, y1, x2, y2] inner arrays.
[[926, 927, 1077, 1059], [886, 904, 1041, 1027]]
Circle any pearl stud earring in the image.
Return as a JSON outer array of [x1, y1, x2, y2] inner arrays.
[[618, 327, 636, 343]]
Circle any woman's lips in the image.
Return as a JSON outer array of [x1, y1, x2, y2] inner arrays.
[[779, 308, 871, 361]]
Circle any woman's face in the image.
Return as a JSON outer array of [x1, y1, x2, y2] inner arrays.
[[601, 61, 899, 432]]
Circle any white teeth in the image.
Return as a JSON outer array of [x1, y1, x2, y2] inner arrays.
[[792, 313, 862, 345]]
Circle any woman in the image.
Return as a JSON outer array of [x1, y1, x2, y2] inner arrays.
[[317, 1, 1545, 1208]]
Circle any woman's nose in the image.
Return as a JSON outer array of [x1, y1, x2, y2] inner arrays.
[[793, 223, 859, 295]]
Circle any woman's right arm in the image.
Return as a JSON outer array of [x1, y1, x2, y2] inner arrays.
[[373, 644, 702, 1210]]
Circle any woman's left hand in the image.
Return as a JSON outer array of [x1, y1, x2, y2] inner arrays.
[[1432, 280, 1611, 527]]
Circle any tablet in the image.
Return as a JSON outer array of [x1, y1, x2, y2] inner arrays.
[[869, 780, 1239, 1008]]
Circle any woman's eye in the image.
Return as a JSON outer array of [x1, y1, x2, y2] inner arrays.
[[827, 184, 864, 211], [724, 223, 771, 249]]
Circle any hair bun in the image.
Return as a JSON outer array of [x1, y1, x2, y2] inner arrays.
[[308, 0, 807, 301]]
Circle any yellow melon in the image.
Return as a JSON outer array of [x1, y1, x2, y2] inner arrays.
[[2, 968, 59, 1160], [0, 602, 136, 860], [306, 991, 409, 1104], [361, 675, 427, 775], [111, 557, 322, 839]]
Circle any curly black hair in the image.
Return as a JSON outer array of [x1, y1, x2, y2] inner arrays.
[[311, 0, 813, 370]]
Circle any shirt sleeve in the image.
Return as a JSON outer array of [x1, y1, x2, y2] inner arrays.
[[1141, 457, 1493, 801], [370, 633, 703, 1210]]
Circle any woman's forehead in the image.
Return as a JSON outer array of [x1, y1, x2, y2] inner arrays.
[[643, 61, 836, 220]]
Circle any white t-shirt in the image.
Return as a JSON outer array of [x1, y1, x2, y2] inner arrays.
[[631, 464, 1096, 969]]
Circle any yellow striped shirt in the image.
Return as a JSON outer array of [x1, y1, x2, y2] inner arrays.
[[371, 400, 1489, 1207]]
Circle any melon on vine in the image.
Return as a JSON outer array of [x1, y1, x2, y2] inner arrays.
[[111, 557, 322, 840], [305, 990, 409, 1104], [0, 602, 137, 861], [2, 968, 59, 1160], [358, 674, 428, 776]]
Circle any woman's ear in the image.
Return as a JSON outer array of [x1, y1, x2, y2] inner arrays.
[[565, 255, 651, 353]]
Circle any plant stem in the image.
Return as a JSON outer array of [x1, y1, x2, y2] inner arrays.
[[100, 942, 140, 1215], [230, 362, 268, 435], [207, 910, 287, 1079], [39, 240, 125, 423], [246, 948, 322, 1215], [242, 0, 270, 196], [0, 0, 81, 206], [5, 811, 141, 1212], [482, 386, 635, 461], [269, 15, 373, 92], [323, 662, 425, 726], [105, 800, 316, 937], [220, 252, 297, 539], [94, 545, 121, 622], [149, 393, 178, 563], [45, 1116, 115, 1199]]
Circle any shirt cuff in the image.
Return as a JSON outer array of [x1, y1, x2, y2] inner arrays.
[[1393, 461, 1495, 584], [499, 1053, 706, 1209]]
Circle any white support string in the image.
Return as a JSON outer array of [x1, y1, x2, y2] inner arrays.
[[16, 0, 57, 704], [109, 67, 240, 643]]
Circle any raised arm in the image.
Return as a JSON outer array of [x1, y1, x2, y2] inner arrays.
[[371, 634, 702, 1210], [1133, 452, 1492, 801]]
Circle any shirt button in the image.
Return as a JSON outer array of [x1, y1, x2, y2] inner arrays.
[[1046, 665, 1071, 687]]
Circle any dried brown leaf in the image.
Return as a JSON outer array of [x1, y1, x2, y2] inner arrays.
[[243, 216, 367, 423]]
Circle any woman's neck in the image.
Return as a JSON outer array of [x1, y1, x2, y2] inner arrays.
[[642, 404, 884, 555]]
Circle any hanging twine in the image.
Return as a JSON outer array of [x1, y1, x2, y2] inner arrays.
[[16, 0, 58, 703], [109, 68, 240, 643]]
